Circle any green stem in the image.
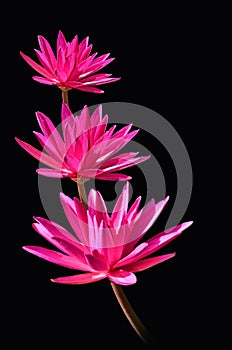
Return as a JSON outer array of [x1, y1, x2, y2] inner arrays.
[[110, 282, 154, 345]]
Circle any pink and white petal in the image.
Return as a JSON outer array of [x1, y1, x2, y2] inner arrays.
[[51, 272, 106, 284], [57, 31, 67, 53], [33, 216, 87, 251], [80, 73, 112, 83], [66, 83, 104, 93], [129, 197, 170, 242], [15, 137, 61, 169], [51, 237, 89, 267], [34, 49, 55, 75], [99, 153, 139, 169], [36, 168, 65, 178], [60, 193, 89, 244], [112, 124, 133, 138], [136, 221, 194, 261], [35, 112, 65, 155], [107, 270, 137, 285], [88, 189, 108, 223], [102, 155, 151, 173], [61, 101, 74, 124], [123, 253, 176, 273], [113, 242, 148, 269], [127, 196, 142, 222], [32, 76, 56, 85], [83, 77, 121, 86], [90, 104, 102, 126], [23, 246, 91, 270], [38, 35, 57, 69], [20, 52, 54, 78], [111, 182, 129, 229]]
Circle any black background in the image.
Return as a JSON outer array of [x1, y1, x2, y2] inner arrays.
[[3, 3, 223, 350]]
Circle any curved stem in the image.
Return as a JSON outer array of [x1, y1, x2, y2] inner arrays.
[[110, 282, 154, 345], [62, 89, 69, 105], [60, 88, 152, 345]]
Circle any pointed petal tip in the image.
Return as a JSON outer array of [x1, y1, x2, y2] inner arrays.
[[183, 221, 194, 229]]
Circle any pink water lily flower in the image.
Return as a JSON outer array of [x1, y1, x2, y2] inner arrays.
[[23, 183, 193, 286], [15, 103, 150, 182], [20, 30, 120, 93]]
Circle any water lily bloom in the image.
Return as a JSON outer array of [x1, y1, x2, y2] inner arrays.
[[20, 30, 120, 93], [15, 103, 150, 182], [23, 183, 193, 286]]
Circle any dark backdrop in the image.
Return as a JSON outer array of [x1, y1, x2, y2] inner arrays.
[[3, 3, 220, 350]]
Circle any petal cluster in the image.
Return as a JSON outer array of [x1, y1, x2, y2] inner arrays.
[[23, 183, 193, 286], [20, 30, 120, 93], [16, 103, 150, 182]]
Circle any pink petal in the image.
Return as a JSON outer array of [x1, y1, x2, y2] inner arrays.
[[65, 82, 104, 93], [136, 221, 194, 261], [15, 137, 61, 169], [107, 270, 137, 285], [123, 253, 176, 273], [51, 272, 106, 284], [23, 246, 90, 270], [74, 197, 88, 223], [33, 216, 87, 250], [113, 242, 148, 269], [87, 189, 108, 224], [85, 254, 108, 271], [34, 49, 55, 75], [101, 155, 151, 173], [59, 193, 89, 245], [20, 51, 53, 79], [57, 30, 67, 52], [99, 152, 139, 169], [36, 168, 66, 178], [36, 111, 65, 154], [127, 196, 142, 222], [129, 197, 170, 242], [32, 76, 56, 85], [38, 35, 57, 69], [95, 173, 132, 181], [111, 182, 129, 229]]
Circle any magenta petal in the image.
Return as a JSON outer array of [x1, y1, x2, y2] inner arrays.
[[113, 242, 148, 269], [123, 253, 176, 273], [23, 246, 90, 270], [20, 52, 53, 78], [95, 173, 132, 181], [137, 221, 194, 260], [36, 168, 65, 178], [32, 76, 56, 85], [85, 254, 108, 271], [51, 272, 106, 284], [15, 137, 61, 169], [107, 270, 137, 286]]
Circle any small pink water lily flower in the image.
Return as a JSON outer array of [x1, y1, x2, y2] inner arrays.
[[23, 183, 193, 286], [15, 103, 150, 182], [20, 30, 120, 93]]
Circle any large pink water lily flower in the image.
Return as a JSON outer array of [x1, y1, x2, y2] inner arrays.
[[20, 30, 120, 93], [23, 183, 193, 286], [15, 103, 150, 182]]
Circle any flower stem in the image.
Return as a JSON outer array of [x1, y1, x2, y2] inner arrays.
[[60, 88, 152, 345], [62, 89, 69, 105], [77, 182, 88, 209], [110, 282, 154, 345]]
